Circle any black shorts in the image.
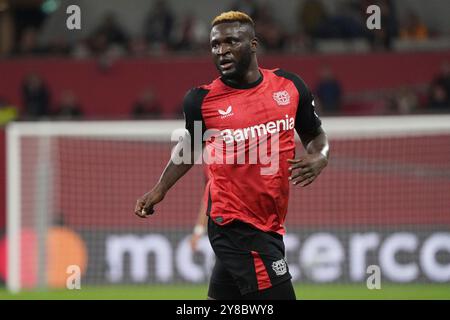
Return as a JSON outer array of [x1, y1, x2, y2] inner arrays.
[[207, 217, 292, 295]]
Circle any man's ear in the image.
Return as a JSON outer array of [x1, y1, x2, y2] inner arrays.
[[251, 37, 258, 53]]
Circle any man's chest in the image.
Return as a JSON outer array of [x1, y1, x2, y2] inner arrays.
[[202, 82, 299, 132]]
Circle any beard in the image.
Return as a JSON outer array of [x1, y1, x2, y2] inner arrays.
[[218, 50, 253, 81]]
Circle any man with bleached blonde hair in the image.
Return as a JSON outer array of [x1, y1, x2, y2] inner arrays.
[[135, 11, 329, 300]]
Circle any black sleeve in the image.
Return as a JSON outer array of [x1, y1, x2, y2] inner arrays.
[[182, 87, 209, 148], [274, 69, 322, 136]]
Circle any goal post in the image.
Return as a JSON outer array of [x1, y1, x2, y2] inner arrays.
[[6, 115, 450, 292]]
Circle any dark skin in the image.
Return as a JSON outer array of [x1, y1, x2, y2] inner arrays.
[[210, 21, 260, 84], [290, 127, 329, 187], [134, 21, 329, 218]]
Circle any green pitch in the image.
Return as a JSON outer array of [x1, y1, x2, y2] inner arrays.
[[0, 284, 449, 300]]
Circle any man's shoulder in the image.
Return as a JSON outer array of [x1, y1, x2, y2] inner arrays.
[[184, 77, 224, 101], [182, 86, 211, 111], [184, 82, 214, 98], [269, 68, 309, 92], [270, 68, 303, 82]]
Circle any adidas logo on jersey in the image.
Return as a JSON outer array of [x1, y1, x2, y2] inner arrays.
[[218, 106, 234, 119], [221, 114, 295, 144]]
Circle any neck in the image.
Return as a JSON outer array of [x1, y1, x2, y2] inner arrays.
[[243, 58, 261, 83], [224, 58, 261, 87]]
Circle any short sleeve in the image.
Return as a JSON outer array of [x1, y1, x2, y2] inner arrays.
[[182, 87, 209, 148], [294, 78, 322, 136], [274, 69, 322, 136]]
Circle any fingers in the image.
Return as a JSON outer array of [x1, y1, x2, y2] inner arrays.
[[287, 158, 305, 168], [134, 200, 144, 217], [134, 206, 148, 218], [289, 167, 312, 180], [135, 199, 144, 210], [288, 160, 310, 171], [298, 176, 315, 187], [288, 156, 324, 187], [290, 172, 315, 185], [143, 198, 156, 215], [134, 198, 154, 218], [134, 209, 147, 218], [134, 207, 154, 219], [140, 203, 155, 217]]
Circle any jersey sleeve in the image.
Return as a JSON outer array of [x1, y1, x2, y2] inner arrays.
[[274, 69, 322, 136], [182, 87, 209, 148], [294, 77, 322, 136]]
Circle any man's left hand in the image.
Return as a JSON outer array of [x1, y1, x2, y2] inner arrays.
[[287, 153, 328, 187]]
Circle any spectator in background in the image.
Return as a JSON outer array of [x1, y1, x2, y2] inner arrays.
[[16, 27, 42, 56], [53, 91, 83, 120], [292, 0, 328, 53], [315, 2, 365, 40], [131, 87, 162, 119], [0, 98, 18, 126], [144, 0, 175, 52], [399, 11, 428, 40], [254, 3, 287, 52], [427, 62, 450, 110], [71, 39, 92, 59], [429, 84, 448, 110], [90, 12, 129, 55], [298, 0, 328, 38], [173, 13, 209, 52], [129, 37, 149, 58], [391, 86, 418, 114], [362, 0, 399, 50], [21, 73, 50, 119], [46, 36, 71, 56], [230, 0, 260, 20], [315, 66, 342, 115], [431, 62, 450, 100], [89, 32, 109, 56]]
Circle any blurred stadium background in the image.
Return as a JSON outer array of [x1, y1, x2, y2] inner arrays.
[[0, 0, 449, 300]]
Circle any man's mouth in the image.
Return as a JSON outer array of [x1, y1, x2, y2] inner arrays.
[[219, 60, 235, 70]]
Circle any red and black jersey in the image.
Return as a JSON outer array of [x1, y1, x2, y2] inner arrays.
[[183, 68, 322, 235]]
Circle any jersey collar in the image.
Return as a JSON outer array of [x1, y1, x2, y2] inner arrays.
[[220, 70, 264, 89]]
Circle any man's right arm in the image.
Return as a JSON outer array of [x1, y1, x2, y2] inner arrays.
[[134, 148, 195, 217], [134, 87, 208, 218]]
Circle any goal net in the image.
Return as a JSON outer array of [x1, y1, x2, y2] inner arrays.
[[6, 115, 450, 292]]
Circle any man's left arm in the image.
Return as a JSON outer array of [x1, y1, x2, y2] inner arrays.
[[289, 127, 329, 187], [289, 76, 330, 187]]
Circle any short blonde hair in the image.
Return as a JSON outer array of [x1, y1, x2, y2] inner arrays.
[[211, 11, 255, 27]]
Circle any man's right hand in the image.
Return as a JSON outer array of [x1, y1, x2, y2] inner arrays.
[[134, 185, 166, 218]]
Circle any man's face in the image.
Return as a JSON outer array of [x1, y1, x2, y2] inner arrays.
[[210, 22, 256, 80]]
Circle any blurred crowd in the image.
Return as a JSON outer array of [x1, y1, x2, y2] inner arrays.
[[1, 0, 449, 123], [0, 74, 164, 123], [1, 60, 449, 124], [8, 0, 438, 59], [309, 61, 450, 116]]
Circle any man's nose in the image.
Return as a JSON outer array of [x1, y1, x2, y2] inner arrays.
[[217, 44, 231, 55]]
